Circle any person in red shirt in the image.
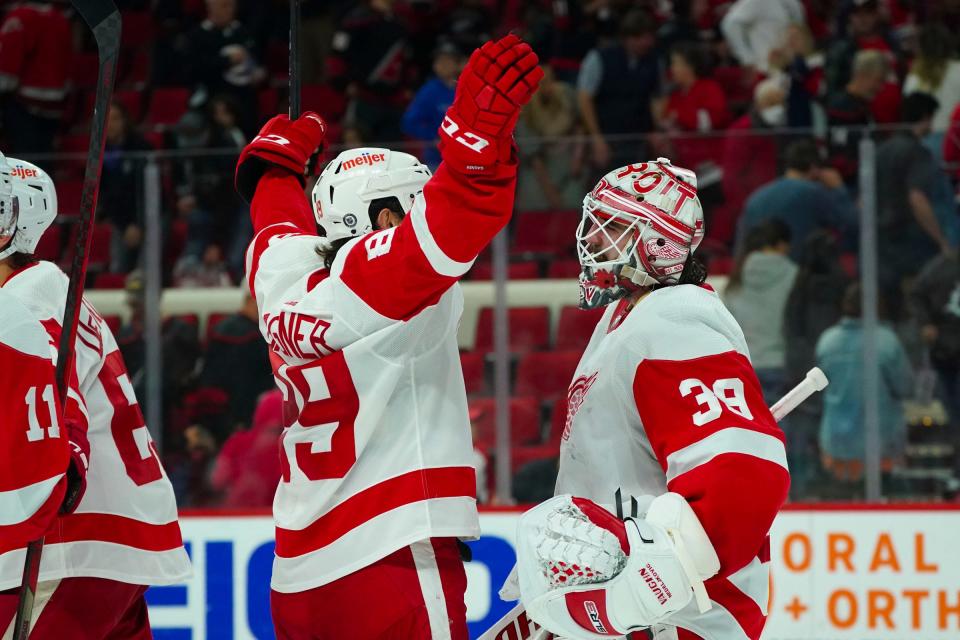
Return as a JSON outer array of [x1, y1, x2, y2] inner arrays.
[[660, 42, 731, 174], [0, 2, 72, 155]]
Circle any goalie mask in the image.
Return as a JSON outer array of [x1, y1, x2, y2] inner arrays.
[[312, 147, 431, 242], [0, 158, 57, 261], [577, 158, 704, 310]]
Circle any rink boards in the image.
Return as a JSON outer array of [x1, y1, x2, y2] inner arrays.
[[145, 506, 960, 639]]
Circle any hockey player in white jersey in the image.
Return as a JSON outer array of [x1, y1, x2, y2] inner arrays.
[[509, 160, 790, 640], [233, 34, 542, 639], [0, 154, 191, 638]]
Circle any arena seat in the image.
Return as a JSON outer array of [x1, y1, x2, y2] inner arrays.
[[514, 351, 580, 399], [555, 305, 604, 351], [469, 396, 542, 450], [460, 350, 487, 396], [473, 306, 550, 353]]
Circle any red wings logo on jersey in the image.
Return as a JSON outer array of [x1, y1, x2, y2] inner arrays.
[[562, 372, 598, 441]]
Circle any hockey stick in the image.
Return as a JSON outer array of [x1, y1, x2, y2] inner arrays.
[[477, 367, 831, 640], [289, 0, 301, 119], [12, 2, 120, 638]]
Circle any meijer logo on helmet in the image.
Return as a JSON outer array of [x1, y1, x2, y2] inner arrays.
[[342, 152, 386, 171], [11, 165, 38, 179]]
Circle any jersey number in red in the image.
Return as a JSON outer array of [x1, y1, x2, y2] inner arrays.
[[100, 351, 163, 485], [279, 350, 360, 481]]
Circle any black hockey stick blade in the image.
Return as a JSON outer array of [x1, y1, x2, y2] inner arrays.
[[289, 0, 301, 118], [12, 3, 120, 639]]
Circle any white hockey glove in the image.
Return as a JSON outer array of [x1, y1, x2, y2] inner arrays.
[[515, 494, 720, 639]]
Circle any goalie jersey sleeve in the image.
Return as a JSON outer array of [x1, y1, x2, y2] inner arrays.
[[628, 291, 790, 579], [0, 292, 69, 551]]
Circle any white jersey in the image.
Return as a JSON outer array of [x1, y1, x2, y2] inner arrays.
[[556, 284, 790, 640], [246, 161, 518, 592], [0, 261, 191, 588]]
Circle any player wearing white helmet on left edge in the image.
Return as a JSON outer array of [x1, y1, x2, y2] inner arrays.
[[506, 159, 790, 640], [0, 155, 191, 638]]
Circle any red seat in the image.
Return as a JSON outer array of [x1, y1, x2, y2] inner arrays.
[[55, 181, 81, 215], [71, 53, 100, 89], [547, 258, 581, 279], [473, 306, 550, 353], [302, 84, 347, 121], [512, 210, 580, 257], [118, 50, 151, 89], [206, 312, 229, 343], [92, 272, 127, 289], [515, 351, 581, 399], [120, 12, 155, 50], [145, 88, 190, 127], [102, 314, 122, 336], [62, 222, 112, 269], [468, 261, 540, 280], [555, 305, 604, 351], [33, 224, 63, 262], [469, 396, 542, 449], [840, 252, 858, 279], [460, 351, 487, 396], [115, 90, 144, 122]]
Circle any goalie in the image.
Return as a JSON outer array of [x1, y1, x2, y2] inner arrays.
[[510, 160, 790, 640]]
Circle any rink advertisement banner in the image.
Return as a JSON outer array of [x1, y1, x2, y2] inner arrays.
[[146, 507, 960, 639]]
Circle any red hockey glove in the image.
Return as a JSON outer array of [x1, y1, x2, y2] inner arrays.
[[440, 34, 543, 175], [60, 430, 89, 515], [235, 112, 327, 203]]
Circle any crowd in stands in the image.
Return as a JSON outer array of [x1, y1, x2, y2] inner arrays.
[[2, 0, 960, 504]]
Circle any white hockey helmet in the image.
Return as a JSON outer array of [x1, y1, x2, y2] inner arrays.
[[0, 153, 19, 257], [0, 157, 57, 261], [577, 158, 704, 309], [311, 147, 432, 243]]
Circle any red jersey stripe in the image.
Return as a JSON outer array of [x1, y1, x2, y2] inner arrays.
[[0, 512, 184, 555], [275, 466, 476, 558]]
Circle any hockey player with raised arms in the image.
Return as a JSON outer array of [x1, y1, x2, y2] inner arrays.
[[0, 154, 191, 637], [508, 160, 790, 640], [233, 35, 542, 638]]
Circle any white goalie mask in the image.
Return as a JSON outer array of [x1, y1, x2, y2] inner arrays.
[[312, 147, 432, 243], [576, 158, 704, 309], [0, 157, 57, 261]]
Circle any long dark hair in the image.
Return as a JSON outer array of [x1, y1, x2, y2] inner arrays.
[[315, 196, 404, 270]]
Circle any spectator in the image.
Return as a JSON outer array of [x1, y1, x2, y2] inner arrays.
[[0, 1, 72, 156], [401, 41, 463, 169], [909, 252, 960, 482], [515, 65, 585, 211], [117, 270, 202, 452], [782, 231, 851, 497], [210, 389, 284, 507], [172, 98, 249, 277], [739, 139, 857, 260], [719, 0, 804, 73], [98, 100, 153, 273], [182, 0, 264, 136], [716, 77, 787, 244], [173, 244, 233, 288], [876, 93, 954, 302], [777, 23, 825, 129], [904, 24, 960, 138], [198, 293, 274, 437], [825, 0, 896, 97], [659, 42, 731, 180], [816, 282, 912, 489], [576, 10, 660, 173], [329, 0, 412, 142], [723, 219, 798, 403], [826, 49, 886, 184]]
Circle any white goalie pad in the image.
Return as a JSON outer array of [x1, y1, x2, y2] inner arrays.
[[515, 494, 720, 640]]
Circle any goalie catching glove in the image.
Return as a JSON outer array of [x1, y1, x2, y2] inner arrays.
[[516, 494, 720, 639], [235, 112, 327, 204], [439, 34, 543, 174]]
